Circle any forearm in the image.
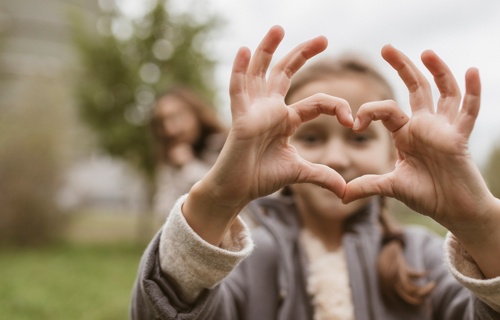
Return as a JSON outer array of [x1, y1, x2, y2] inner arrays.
[[448, 197, 500, 279], [183, 179, 248, 246]]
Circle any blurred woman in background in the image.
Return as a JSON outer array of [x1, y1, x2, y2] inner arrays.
[[150, 86, 227, 223]]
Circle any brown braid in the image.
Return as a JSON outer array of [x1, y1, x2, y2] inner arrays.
[[377, 197, 436, 305]]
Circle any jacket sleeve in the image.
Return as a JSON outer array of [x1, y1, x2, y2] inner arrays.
[[130, 195, 254, 319], [444, 233, 500, 317]]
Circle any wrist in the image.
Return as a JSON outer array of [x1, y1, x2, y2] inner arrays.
[[448, 196, 500, 240], [182, 180, 248, 246], [448, 197, 500, 278]]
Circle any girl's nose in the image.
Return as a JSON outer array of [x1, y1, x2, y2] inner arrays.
[[322, 139, 350, 170]]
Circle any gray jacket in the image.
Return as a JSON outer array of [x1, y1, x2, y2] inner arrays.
[[130, 196, 499, 319]]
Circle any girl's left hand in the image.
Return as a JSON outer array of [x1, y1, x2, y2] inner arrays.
[[343, 45, 500, 278]]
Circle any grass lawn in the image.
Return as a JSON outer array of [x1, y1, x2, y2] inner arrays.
[[0, 208, 154, 320], [0, 243, 145, 320]]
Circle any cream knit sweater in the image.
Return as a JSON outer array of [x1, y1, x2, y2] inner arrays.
[[300, 229, 354, 320]]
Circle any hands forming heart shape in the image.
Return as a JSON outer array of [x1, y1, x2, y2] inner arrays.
[[199, 25, 493, 234], [179, 24, 500, 282], [182, 24, 500, 281]]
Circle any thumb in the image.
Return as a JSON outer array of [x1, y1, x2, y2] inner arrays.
[[343, 173, 394, 203], [295, 162, 347, 198]]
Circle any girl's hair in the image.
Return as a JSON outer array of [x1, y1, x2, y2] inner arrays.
[[286, 55, 435, 306], [377, 197, 435, 305], [285, 53, 394, 104], [151, 86, 226, 160]]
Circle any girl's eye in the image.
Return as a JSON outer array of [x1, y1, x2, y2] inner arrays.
[[296, 133, 323, 146], [350, 133, 371, 145]]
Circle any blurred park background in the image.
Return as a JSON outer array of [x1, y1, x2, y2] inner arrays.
[[0, 0, 499, 319]]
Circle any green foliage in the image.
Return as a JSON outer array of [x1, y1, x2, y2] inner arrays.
[[483, 143, 500, 198], [0, 77, 69, 247], [70, 0, 222, 182], [389, 199, 447, 237]]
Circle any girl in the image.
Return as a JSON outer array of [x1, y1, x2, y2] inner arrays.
[[132, 26, 500, 319]]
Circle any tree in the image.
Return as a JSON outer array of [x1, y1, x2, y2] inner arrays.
[[0, 75, 69, 246], [70, 0, 222, 199]]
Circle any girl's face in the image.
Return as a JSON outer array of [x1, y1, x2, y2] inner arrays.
[[287, 75, 395, 223], [154, 95, 200, 146]]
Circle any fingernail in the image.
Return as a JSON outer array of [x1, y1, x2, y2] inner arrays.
[[353, 118, 360, 131]]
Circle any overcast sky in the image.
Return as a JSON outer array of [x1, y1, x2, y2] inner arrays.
[[123, 0, 500, 165]]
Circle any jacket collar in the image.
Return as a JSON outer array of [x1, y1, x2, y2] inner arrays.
[[251, 194, 381, 242]]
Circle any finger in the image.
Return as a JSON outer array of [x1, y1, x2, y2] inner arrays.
[[342, 173, 395, 203], [295, 161, 347, 198], [456, 67, 481, 137], [288, 93, 353, 128], [353, 100, 409, 133], [267, 35, 328, 97], [381, 45, 434, 113], [247, 25, 285, 97], [229, 47, 252, 117], [421, 50, 461, 121]]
